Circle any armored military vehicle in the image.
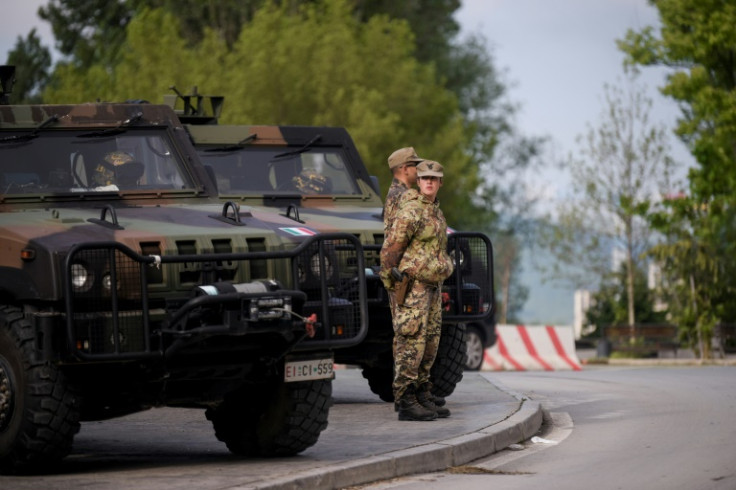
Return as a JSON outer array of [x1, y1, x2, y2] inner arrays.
[[167, 89, 495, 401], [0, 67, 369, 473]]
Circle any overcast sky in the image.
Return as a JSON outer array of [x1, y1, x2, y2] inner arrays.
[[454, 0, 693, 325], [456, 0, 692, 202], [1, 0, 690, 185], [1, 1, 691, 325]]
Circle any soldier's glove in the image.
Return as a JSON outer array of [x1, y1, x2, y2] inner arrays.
[[391, 267, 413, 306]]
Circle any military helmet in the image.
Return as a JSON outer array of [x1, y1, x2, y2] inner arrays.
[[92, 151, 138, 187], [292, 170, 330, 194]]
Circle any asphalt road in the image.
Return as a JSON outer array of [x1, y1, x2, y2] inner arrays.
[[356, 365, 736, 490], [3, 357, 734, 490]]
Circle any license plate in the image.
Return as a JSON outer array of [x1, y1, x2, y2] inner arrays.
[[284, 356, 334, 382]]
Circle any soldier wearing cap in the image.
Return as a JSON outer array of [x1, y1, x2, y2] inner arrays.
[[380, 160, 454, 421], [383, 147, 423, 233], [383, 146, 446, 411]]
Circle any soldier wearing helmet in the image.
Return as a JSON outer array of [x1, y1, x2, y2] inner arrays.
[[291, 169, 331, 194], [92, 151, 144, 188]]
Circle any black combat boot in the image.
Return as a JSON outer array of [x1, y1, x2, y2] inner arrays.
[[394, 390, 444, 411], [432, 394, 446, 407], [397, 386, 438, 421], [417, 383, 450, 418]]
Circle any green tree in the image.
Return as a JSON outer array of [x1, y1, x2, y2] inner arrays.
[[34, 1, 522, 170], [38, 0, 135, 69], [24, 0, 541, 228], [645, 194, 734, 357], [584, 263, 667, 338], [539, 74, 678, 329], [618, 0, 736, 356], [4, 29, 52, 103], [42, 3, 481, 227], [471, 133, 543, 323], [30, 0, 542, 317], [492, 232, 529, 324]]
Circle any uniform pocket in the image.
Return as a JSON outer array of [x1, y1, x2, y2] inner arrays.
[[399, 318, 420, 337]]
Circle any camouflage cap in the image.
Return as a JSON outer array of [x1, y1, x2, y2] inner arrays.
[[417, 160, 444, 178], [388, 147, 424, 169]]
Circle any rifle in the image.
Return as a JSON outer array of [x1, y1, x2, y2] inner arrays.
[[391, 267, 413, 306]]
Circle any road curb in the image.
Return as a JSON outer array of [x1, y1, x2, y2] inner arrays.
[[605, 358, 736, 367], [248, 391, 544, 490]]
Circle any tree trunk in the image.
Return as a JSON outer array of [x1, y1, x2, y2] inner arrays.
[[626, 219, 636, 337]]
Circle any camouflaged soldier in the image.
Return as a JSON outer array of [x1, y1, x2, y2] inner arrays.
[[382, 147, 423, 233], [92, 151, 144, 189], [383, 147, 448, 412], [380, 160, 454, 421]]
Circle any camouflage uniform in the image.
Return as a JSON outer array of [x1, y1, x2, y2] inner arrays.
[[380, 191, 454, 401], [382, 146, 423, 233], [381, 150, 421, 371], [382, 179, 418, 403], [383, 179, 418, 233]]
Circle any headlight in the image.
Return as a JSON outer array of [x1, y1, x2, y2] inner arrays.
[[71, 263, 93, 291], [102, 273, 114, 292]]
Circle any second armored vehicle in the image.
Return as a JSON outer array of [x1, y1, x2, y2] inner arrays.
[[169, 90, 495, 401]]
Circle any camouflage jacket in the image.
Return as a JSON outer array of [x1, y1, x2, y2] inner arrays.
[[383, 179, 418, 233], [380, 192, 454, 289]]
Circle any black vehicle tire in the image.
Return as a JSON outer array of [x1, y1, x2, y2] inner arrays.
[[464, 324, 485, 371], [206, 378, 332, 457], [430, 323, 467, 398], [361, 365, 394, 402], [0, 305, 80, 475]]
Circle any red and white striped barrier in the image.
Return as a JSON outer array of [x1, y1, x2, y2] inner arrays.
[[482, 324, 582, 371]]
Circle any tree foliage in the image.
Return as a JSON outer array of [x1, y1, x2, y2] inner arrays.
[[8, 0, 542, 319], [538, 74, 678, 328], [4, 29, 51, 103], [618, 0, 736, 356], [38, 0, 134, 69], [584, 263, 667, 338], [42, 3, 480, 227]]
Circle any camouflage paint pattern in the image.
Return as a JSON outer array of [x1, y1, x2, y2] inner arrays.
[[0, 94, 368, 468], [383, 179, 418, 234], [179, 108, 493, 386], [379, 193, 454, 289], [189, 123, 387, 269], [380, 192, 453, 399], [391, 282, 442, 400], [0, 101, 367, 347]]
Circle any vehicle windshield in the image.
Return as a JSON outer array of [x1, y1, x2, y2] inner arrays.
[[199, 146, 360, 196], [0, 128, 195, 195]]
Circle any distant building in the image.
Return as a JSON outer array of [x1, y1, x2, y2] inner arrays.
[[574, 289, 592, 340]]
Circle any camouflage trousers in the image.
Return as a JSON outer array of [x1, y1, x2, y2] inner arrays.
[[389, 281, 442, 401]]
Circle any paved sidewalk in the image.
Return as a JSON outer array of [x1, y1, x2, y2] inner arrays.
[[247, 370, 543, 490]]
